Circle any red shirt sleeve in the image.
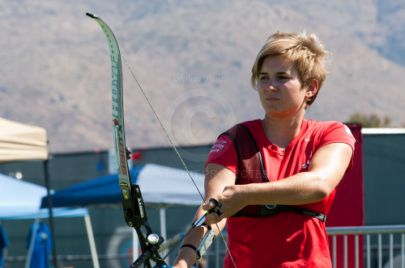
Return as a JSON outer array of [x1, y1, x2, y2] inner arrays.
[[205, 134, 238, 174], [317, 122, 356, 169], [318, 122, 356, 150]]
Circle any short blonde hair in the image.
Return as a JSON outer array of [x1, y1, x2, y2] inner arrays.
[[251, 32, 327, 106]]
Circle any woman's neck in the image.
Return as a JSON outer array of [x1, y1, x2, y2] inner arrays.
[[262, 113, 305, 148]]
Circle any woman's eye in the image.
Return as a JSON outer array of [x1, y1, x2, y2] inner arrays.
[[259, 76, 269, 81], [277, 76, 289, 81]]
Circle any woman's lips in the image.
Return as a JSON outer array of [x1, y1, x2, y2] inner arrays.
[[266, 96, 280, 101]]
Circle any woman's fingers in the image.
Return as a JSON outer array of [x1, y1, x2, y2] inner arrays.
[[203, 185, 245, 224]]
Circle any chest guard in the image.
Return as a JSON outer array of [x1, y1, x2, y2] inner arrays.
[[222, 123, 326, 221]]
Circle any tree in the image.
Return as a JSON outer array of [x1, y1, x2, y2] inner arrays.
[[347, 113, 391, 128]]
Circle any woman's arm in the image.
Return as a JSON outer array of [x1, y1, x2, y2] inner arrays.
[[205, 142, 353, 222], [173, 163, 236, 268]]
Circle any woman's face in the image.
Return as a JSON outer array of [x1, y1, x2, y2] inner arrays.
[[256, 56, 310, 118]]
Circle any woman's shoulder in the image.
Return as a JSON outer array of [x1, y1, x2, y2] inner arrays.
[[236, 119, 262, 129], [306, 119, 347, 131], [223, 119, 262, 135], [305, 119, 355, 143]]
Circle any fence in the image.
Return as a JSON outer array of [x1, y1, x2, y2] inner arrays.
[[6, 224, 405, 267], [206, 225, 405, 268], [328, 225, 405, 268]]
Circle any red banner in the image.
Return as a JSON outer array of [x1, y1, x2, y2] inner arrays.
[[327, 124, 364, 268]]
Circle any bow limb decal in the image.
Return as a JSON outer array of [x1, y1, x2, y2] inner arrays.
[[86, 13, 237, 268]]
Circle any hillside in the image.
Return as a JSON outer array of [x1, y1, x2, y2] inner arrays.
[[0, 0, 404, 152]]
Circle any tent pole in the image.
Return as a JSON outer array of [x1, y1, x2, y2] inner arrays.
[[25, 216, 40, 268], [132, 229, 139, 261], [84, 214, 100, 268], [43, 159, 58, 268], [160, 207, 168, 262], [160, 207, 167, 239]]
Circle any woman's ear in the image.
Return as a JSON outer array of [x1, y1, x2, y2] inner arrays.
[[306, 79, 319, 98]]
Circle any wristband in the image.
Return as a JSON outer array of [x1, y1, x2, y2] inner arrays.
[[180, 244, 197, 251]]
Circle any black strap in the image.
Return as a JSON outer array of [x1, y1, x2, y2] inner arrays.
[[180, 244, 197, 251], [259, 204, 327, 222]]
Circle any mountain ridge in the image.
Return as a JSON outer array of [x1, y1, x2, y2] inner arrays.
[[0, 0, 404, 152]]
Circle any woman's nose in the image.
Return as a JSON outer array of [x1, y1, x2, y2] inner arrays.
[[265, 79, 277, 91]]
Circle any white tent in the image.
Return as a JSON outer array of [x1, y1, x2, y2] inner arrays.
[[0, 173, 88, 219], [137, 164, 205, 206], [0, 117, 48, 162]]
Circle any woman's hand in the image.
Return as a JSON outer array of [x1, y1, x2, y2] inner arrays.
[[203, 184, 247, 224]]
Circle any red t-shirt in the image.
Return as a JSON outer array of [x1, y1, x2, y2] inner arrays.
[[206, 119, 356, 268]]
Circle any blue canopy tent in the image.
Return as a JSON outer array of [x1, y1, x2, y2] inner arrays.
[[41, 172, 129, 208], [41, 164, 205, 208]]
